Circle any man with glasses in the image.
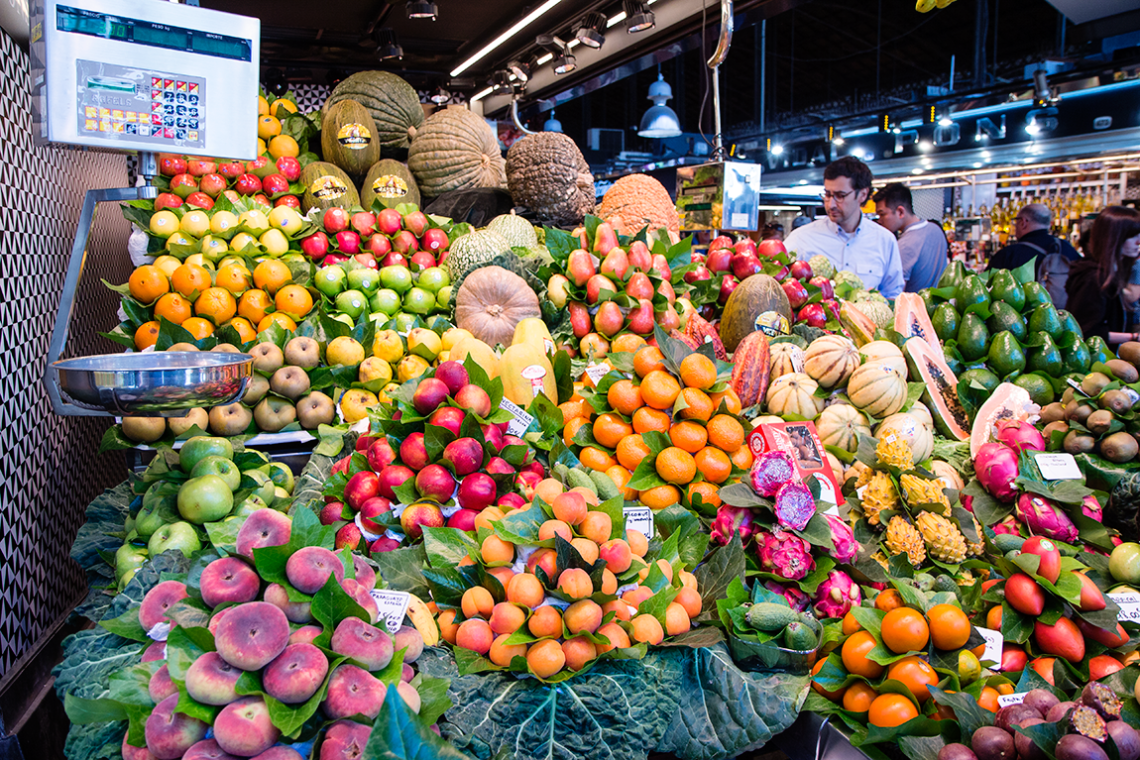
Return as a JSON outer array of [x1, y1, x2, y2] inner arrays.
[[987, 203, 1080, 272], [782, 157, 905, 298]]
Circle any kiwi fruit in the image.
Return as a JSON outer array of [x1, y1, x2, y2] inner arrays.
[[1043, 420, 1070, 439], [1100, 431, 1139, 463], [971, 726, 1016, 760], [1040, 402, 1067, 424], [1064, 430, 1097, 454], [1082, 372, 1112, 396], [1068, 402, 1094, 425], [1100, 389, 1133, 415], [1062, 387, 1076, 405], [1087, 409, 1115, 435], [1106, 359, 1139, 384], [1118, 341, 1140, 369]]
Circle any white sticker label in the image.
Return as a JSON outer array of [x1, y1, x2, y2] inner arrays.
[[543, 338, 555, 355], [147, 621, 172, 642], [998, 693, 1027, 708], [354, 513, 384, 542], [368, 589, 411, 634], [623, 507, 655, 538], [1032, 453, 1082, 481], [731, 212, 749, 228], [976, 626, 1003, 665], [1109, 592, 1140, 622], [585, 363, 610, 387], [499, 398, 534, 437]]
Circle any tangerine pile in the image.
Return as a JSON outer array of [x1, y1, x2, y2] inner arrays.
[[560, 335, 750, 512], [436, 478, 702, 679]]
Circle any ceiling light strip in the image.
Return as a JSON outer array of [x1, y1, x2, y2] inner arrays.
[[451, 0, 567, 76]]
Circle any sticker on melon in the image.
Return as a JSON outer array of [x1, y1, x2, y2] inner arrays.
[[969, 382, 1038, 457], [895, 292, 940, 351], [904, 337, 970, 442]]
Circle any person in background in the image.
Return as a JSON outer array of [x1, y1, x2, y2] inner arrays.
[[761, 221, 784, 242], [782, 156, 904, 298], [1066, 206, 1140, 343], [872, 183, 948, 292], [791, 215, 812, 231], [987, 203, 1080, 271]]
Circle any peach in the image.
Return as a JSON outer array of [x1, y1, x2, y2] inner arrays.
[[443, 437, 485, 476], [675, 587, 702, 618], [570, 486, 600, 506], [251, 747, 304, 760], [562, 636, 598, 671], [285, 546, 345, 594], [602, 599, 632, 622], [399, 501, 445, 539], [323, 665, 386, 720], [528, 606, 562, 638], [596, 622, 631, 653], [533, 478, 564, 505], [538, 520, 572, 542], [570, 538, 599, 565], [401, 663, 415, 683], [182, 738, 233, 760], [148, 664, 178, 703], [461, 587, 494, 619], [665, 603, 691, 636], [506, 573, 545, 608], [264, 583, 313, 623], [527, 639, 566, 678], [627, 529, 648, 557], [331, 617, 393, 671], [565, 600, 603, 634], [678, 570, 697, 590], [482, 534, 515, 565], [289, 625, 323, 645], [318, 720, 371, 760], [557, 568, 592, 599], [456, 618, 494, 655], [200, 557, 260, 609], [599, 539, 632, 574], [214, 696, 280, 757], [489, 634, 528, 667], [142, 641, 166, 663], [552, 492, 587, 525], [393, 625, 424, 663], [145, 694, 208, 759], [455, 384, 492, 418], [235, 509, 292, 558], [139, 580, 188, 631], [185, 651, 242, 706], [395, 680, 422, 713], [263, 643, 328, 704], [622, 585, 654, 611], [579, 512, 612, 544], [352, 555, 377, 590], [122, 732, 156, 760], [631, 614, 664, 645], [215, 602, 290, 670], [487, 566, 515, 588], [488, 602, 527, 635], [438, 609, 460, 644], [473, 506, 505, 532], [601, 569, 617, 595], [339, 578, 380, 624]]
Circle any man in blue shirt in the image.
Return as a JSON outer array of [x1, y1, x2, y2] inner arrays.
[[782, 157, 905, 299], [872, 182, 948, 292]]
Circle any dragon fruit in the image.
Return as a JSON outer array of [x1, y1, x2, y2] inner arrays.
[[765, 581, 810, 612], [750, 451, 795, 497], [1081, 495, 1104, 522], [710, 505, 755, 546], [774, 481, 815, 530], [975, 442, 1020, 503], [995, 419, 1046, 453], [813, 569, 862, 619], [824, 514, 859, 562], [993, 515, 1020, 536], [961, 494, 974, 513], [1015, 493, 1079, 543], [756, 528, 816, 581]]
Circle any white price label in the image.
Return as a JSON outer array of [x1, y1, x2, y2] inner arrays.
[[976, 626, 1003, 665], [731, 212, 749, 229], [623, 507, 655, 538], [1032, 453, 1082, 481], [368, 589, 411, 634], [585, 363, 610, 387], [499, 398, 534, 437], [1109, 592, 1140, 622], [998, 693, 1027, 708]]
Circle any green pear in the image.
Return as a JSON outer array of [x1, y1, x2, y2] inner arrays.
[[179, 436, 234, 473], [191, 455, 241, 491]]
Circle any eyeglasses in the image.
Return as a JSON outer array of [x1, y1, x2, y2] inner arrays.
[[820, 190, 856, 202]]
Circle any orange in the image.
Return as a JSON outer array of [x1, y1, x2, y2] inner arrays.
[[676, 387, 714, 421], [927, 604, 971, 651], [842, 682, 878, 713], [641, 370, 681, 410], [985, 605, 1002, 631], [180, 317, 214, 339], [611, 334, 647, 354], [640, 484, 681, 509], [215, 265, 252, 295], [669, 421, 708, 453], [563, 417, 588, 447], [153, 293, 192, 324], [134, 320, 160, 350], [881, 608, 930, 654], [655, 447, 696, 485], [275, 284, 314, 319], [194, 287, 237, 324], [632, 407, 670, 434], [686, 482, 721, 509], [841, 630, 884, 679], [729, 445, 753, 470], [616, 434, 651, 471], [633, 345, 667, 377], [607, 379, 643, 415], [679, 354, 717, 390], [170, 264, 212, 298], [580, 447, 617, 472], [695, 447, 732, 484], [709, 387, 742, 414], [841, 611, 863, 635], [238, 289, 273, 324], [706, 415, 745, 452], [228, 317, 257, 343], [559, 399, 592, 422], [605, 465, 638, 500], [252, 259, 291, 295], [593, 413, 633, 449], [996, 683, 1015, 696], [867, 694, 918, 728], [811, 658, 847, 700], [887, 656, 938, 703], [977, 686, 1000, 712], [258, 313, 296, 332], [128, 265, 170, 303], [874, 589, 904, 612]]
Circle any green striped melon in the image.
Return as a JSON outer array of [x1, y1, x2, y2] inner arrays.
[[323, 71, 424, 155], [445, 229, 511, 285], [407, 108, 506, 198], [361, 159, 420, 210]]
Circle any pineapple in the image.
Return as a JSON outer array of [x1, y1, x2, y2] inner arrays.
[[915, 510, 968, 564], [861, 471, 899, 527], [900, 474, 951, 514], [885, 515, 926, 566], [876, 435, 914, 470]]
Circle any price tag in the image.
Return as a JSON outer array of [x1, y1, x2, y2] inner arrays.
[[976, 626, 1003, 665], [1031, 453, 1082, 481], [368, 589, 411, 634], [585, 363, 610, 387], [499, 398, 534, 437], [998, 693, 1027, 708], [1109, 592, 1140, 622], [623, 507, 655, 538], [731, 212, 749, 228]]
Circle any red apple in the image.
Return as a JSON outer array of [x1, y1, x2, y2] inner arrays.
[[797, 303, 827, 327], [809, 276, 834, 299], [351, 212, 377, 237], [353, 253, 378, 270], [392, 230, 419, 255], [261, 174, 289, 196], [377, 208, 402, 235], [782, 279, 810, 309], [335, 231, 361, 254], [421, 228, 448, 252], [251, 193, 270, 206], [730, 254, 761, 280], [154, 192, 183, 211], [733, 239, 757, 256], [457, 473, 497, 511], [323, 207, 350, 234], [234, 173, 261, 195], [403, 211, 429, 237], [381, 252, 407, 268], [709, 235, 734, 251], [789, 260, 814, 280], [187, 158, 216, 177], [409, 251, 435, 272], [706, 248, 733, 273], [169, 173, 198, 198], [322, 252, 349, 267], [275, 194, 300, 209], [198, 173, 227, 198], [159, 154, 187, 176], [275, 156, 301, 181], [758, 239, 787, 258], [718, 275, 738, 305], [301, 231, 329, 260], [684, 264, 711, 284], [366, 234, 392, 256], [185, 192, 214, 210], [218, 161, 244, 179]]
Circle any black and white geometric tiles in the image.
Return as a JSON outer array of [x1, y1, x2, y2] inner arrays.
[[0, 29, 132, 679]]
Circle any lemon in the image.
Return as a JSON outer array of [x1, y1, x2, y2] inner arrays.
[[257, 115, 281, 140], [327, 336, 366, 366], [372, 330, 405, 363], [358, 357, 394, 385], [271, 99, 297, 119], [210, 210, 239, 236], [149, 210, 180, 237], [179, 210, 210, 237], [268, 134, 299, 158]]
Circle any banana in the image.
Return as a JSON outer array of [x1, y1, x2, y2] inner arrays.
[[405, 593, 440, 647], [589, 470, 620, 500], [567, 469, 598, 495], [935, 0, 954, 6], [916, 0, 937, 11]]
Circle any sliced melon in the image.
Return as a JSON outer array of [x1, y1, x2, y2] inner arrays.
[[969, 383, 1037, 457], [895, 292, 941, 352], [904, 337, 970, 443]]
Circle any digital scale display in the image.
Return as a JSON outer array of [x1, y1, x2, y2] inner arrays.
[[56, 5, 251, 61], [75, 60, 206, 149]]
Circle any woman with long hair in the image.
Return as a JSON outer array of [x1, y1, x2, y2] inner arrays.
[[1066, 206, 1140, 343]]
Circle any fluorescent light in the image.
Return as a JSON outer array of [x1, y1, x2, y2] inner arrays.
[[607, 11, 627, 27], [536, 53, 553, 65], [918, 141, 932, 152], [471, 87, 494, 102], [770, 144, 784, 155], [451, 0, 567, 76]]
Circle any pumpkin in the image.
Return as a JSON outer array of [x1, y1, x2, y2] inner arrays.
[[454, 266, 541, 348], [321, 99, 380, 178], [720, 274, 793, 352], [361, 159, 420, 210], [817, 403, 871, 452], [407, 108, 507, 198], [597, 174, 678, 236], [323, 71, 424, 155], [876, 412, 934, 463], [847, 362, 907, 418], [765, 373, 823, 419], [506, 132, 595, 226], [769, 342, 805, 379], [804, 335, 860, 388], [858, 340, 907, 378]]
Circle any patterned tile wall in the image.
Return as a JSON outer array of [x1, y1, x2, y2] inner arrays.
[[0, 31, 132, 678]]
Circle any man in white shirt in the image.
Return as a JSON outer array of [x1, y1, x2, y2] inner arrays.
[[782, 157, 905, 299]]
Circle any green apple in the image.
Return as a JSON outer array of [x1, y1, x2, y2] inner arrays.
[[136, 497, 179, 538], [274, 486, 291, 505], [179, 436, 233, 473], [1110, 542, 1140, 584], [267, 462, 295, 494], [177, 474, 235, 524], [233, 494, 270, 517], [332, 313, 354, 328], [416, 266, 449, 294], [315, 266, 348, 298], [148, 521, 202, 557], [243, 469, 276, 503], [393, 312, 418, 334], [335, 289, 368, 320], [191, 455, 241, 490], [436, 285, 452, 306], [369, 288, 401, 316], [379, 265, 413, 294], [403, 287, 435, 315], [348, 268, 381, 295], [115, 543, 148, 581]]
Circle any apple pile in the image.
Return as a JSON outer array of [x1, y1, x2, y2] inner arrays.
[[301, 205, 450, 274], [151, 153, 306, 214]]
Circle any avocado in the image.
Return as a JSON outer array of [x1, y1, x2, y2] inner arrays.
[[988, 330, 1026, 378], [932, 302, 960, 342], [939, 260, 967, 289], [987, 301, 1027, 342], [1027, 333, 1064, 377], [989, 270, 1027, 312], [1022, 282, 1053, 312], [918, 288, 939, 316], [1013, 372, 1056, 406], [954, 274, 991, 313], [1057, 310, 1081, 336], [957, 312, 990, 362], [1028, 304, 1064, 339], [1087, 335, 1113, 366], [1062, 339, 1092, 374]]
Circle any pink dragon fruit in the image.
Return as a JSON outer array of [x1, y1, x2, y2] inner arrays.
[[1081, 495, 1104, 522], [824, 514, 859, 563], [813, 570, 861, 619], [774, 481, 815, 531], [756, 528, 816, 581], [975, 442, 1020, 503], [750, 451, 795, 497], [961, 493, 974, 513], [1015, 493, 1079, 543], [993, 515, 1020, 536], [994, 419, 1046, 453], [765, 581, 810, 612], [710, 505, 755, 546]]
